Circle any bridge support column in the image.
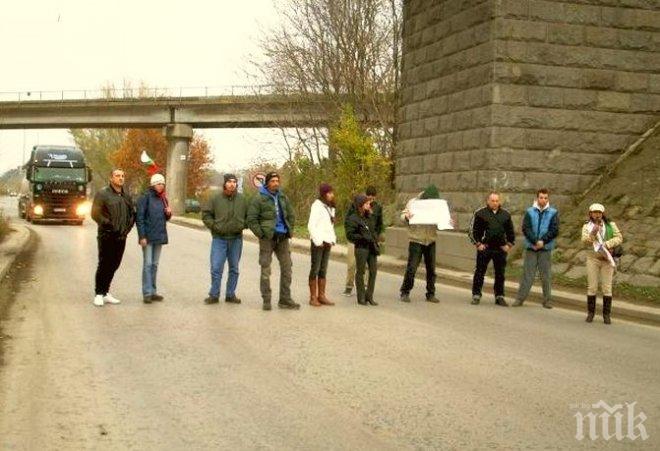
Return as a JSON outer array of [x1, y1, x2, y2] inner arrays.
[[163, 123, 193, 215]]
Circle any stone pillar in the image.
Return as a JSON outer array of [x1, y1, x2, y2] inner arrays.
[[398, 0, 660, 228], [163, 123, 193, 215]]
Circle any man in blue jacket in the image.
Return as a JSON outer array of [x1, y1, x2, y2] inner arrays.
[[136, 174, 172, 304], [513, 188, 559, 308]]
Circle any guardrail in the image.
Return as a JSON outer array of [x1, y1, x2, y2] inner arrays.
[[0, 85, 302, 102]]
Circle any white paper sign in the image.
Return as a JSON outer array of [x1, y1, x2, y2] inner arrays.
[[408, 199, 454, 230]]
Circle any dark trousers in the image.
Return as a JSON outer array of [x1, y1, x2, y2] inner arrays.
[[258, 236, 293, 302], [471, 247, 507, 297], [95, 235, 127, 295], [309, 242, 331, 279], [355, 247, 377, 303], [400, 241, 436, 298]]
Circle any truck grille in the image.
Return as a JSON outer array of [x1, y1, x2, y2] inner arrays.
[[38, 193, 81, 218]]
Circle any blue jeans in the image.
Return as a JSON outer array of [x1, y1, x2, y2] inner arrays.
[[142, 243, 162, 296], [209, 237, 243, 298]]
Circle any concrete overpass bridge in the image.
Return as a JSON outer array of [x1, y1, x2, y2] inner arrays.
[[0, 85, 392, 213]]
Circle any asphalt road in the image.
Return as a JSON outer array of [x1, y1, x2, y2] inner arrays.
[[0, 196, 658, 450]]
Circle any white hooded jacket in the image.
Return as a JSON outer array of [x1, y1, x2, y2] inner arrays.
[[307, 199, 337, 246]]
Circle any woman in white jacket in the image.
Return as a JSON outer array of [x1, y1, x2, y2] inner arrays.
[[307, 183, 337, 306]]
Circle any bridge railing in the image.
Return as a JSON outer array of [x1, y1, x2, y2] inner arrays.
[[0, 85, 303, 102]]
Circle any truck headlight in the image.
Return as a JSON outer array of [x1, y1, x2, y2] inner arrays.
[[76, 202, 91, 216], [33, 205, 44, 216]]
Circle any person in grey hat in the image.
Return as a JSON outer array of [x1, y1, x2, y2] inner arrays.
[[202, 173, 248, 305]]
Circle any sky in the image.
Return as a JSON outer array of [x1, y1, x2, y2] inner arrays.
[[0, 0, 291, 174]]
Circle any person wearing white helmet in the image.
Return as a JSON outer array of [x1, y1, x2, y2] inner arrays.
[[581, 203, 623, 324], [136, 173, 172, 304]]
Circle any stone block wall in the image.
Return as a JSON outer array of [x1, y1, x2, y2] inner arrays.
[[397, 0, 660, 228]]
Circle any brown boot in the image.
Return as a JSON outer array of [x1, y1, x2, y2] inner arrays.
[[317, 278, 334, 306], [309, 278, 321, 306]]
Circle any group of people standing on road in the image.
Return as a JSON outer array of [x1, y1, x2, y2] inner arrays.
[[90, 168, 623, 325]]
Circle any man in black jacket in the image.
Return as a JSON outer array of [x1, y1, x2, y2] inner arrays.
[[468, 192, 515, 306], [91, 168, 135, 307]]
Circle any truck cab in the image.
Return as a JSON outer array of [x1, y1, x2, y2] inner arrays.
[[21, 145, 93, 225]]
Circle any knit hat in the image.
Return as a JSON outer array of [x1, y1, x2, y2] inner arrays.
[[420, 184, 440, 200], [150, 173, 165, 186], [265, 171, 280, 186], [223, 173, 237, 186], [319, 183, 333, 198], [354, 193, 369, 209], [589, 203, 605, 212]]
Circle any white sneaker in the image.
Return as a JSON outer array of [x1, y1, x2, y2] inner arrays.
[[93, 295, 105, 307], [103, 293, 121, 305]]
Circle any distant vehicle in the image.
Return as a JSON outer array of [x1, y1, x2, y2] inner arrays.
[[19, 145, 92, 225], [185, 199, 201, 214], [9, 191, 18, 197]]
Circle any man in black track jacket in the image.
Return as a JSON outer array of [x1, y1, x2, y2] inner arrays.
[[468, 192, 515, 306], [91, 168, 135, 307]]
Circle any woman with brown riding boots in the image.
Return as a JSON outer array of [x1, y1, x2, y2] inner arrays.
[[307, 183, 337, 307]]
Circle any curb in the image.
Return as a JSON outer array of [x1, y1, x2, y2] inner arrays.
[[0, 223, 32, 283], [170, 217, 660, 326]]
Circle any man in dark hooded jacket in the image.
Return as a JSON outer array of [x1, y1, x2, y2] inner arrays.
[[246, 172, 300, 311]]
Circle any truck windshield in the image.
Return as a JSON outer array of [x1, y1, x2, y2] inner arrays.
[[33, 167, 86, 183]]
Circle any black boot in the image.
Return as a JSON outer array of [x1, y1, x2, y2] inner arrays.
[[278, 298, 300, 310], [585, 295, 596, 323], [603, 296, 612, 325]]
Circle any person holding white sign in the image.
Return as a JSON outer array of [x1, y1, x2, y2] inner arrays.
[[580, 203, 623, 324], [399, 185, 445, 303]]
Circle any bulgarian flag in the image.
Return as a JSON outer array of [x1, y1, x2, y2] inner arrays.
[[140, 150, 161, 176]]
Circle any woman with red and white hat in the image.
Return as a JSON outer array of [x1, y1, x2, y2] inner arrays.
[[581, 203, 623, 324], [136, 173, 172, 304]]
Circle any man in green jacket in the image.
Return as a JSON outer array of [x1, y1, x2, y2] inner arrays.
[[246, 172, 300, 311], [202, 174, 248, 305]]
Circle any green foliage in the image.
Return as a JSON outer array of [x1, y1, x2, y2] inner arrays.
[[69, 128, 125, 189], [244, 105, 394, 227], [329, 105, 394, 217]]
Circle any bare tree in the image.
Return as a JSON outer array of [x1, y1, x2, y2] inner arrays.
[[252, 0, 402, 162]]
